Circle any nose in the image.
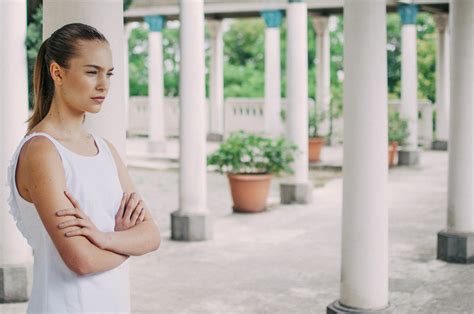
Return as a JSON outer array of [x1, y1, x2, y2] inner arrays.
[[96, 74, 109, 92]]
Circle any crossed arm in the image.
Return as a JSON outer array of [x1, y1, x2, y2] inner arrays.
[[24, 136, 160, 276]]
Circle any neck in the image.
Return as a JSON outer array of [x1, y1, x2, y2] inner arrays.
[[43, 98, 86, 139]]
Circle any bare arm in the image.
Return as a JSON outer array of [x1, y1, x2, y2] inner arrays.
[[102, 138, 161, 256], [24, 137, 129, 276]]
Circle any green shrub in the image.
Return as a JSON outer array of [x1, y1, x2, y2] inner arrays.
[[207, 131, 298, 175]]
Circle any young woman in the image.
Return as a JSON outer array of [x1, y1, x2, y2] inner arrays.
[[6, 23, 160, 313]]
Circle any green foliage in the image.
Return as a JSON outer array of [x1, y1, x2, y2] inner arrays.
[[25, 5, 43, 110], [128, 27, 148, 96], [388, 111, 409, 144], [308, 106, 325, 138], [386, 13, 436, 102], [207, 131, 299, 176]]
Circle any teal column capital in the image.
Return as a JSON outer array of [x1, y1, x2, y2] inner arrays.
[[261, 10, 283, 28], [289, 0, 304, 2], [144, 15, 166, 32], [398, 4, 419, 25]]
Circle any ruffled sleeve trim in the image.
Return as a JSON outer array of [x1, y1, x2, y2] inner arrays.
[[5, 134, 38, 247]]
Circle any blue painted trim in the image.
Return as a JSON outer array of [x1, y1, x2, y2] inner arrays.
[[398, 4, 419, 25], [261, 10, 283, 28], [144, 15, 166, 32]]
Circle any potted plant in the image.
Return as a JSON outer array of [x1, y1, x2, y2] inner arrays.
[[207, 131, 298, 213], [388, 111, 409, 167], [308, 106, 326, 162]]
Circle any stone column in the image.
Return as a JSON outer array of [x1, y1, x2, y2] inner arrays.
[[432, 14, 450, 151], [437, 0, 474, 264], [311, 15, 331, 139], [124, 23, 134, 138], [0, 0, 30, 303], [397, 3, 420, 165], [207, 19, 224, 142], [261, 10, 283, 138], [43, 0, 127, 159], [145, 15, 167, 153], [327, 0, 389, 312], [171, 0, 212, 241], [280, 0, 312, 204]]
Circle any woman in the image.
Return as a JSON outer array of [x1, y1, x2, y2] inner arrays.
[[6, 23, 161, 313]]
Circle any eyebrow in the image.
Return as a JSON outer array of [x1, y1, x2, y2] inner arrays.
[[83, 65, 114, 71]]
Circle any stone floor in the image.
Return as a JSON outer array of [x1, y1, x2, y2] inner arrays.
[[1, 139, 473, 313]]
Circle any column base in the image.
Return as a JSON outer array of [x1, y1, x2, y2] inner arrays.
[[0, 264, 28, 303], [280, 181, 313, 204], [171, 210, 213, 241], [206, 133, 223, 142], [431, 140, 448, 151], [327, 300, 390, 314], [437, 230, 474, 264], [147, 139, 166, 153], [398, 150, 420, 166]]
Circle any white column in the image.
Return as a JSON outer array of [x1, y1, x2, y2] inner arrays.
[[43, 0, 126, 159], [145, 15, 167, 153], [398, 4, 419, 164], [124, 23, 134, 138], [286, 1, 308, 183], [0, 0, 31, 274], [261, 10, 283, 138], [437, 0, 474, 264], [447, 1, 473, 234], [172, 0, 212, 241], [311, 15, 331, 138], [207, 19, 224, 139], [328, 0, 389, 312], [434, 14, 450, 145]]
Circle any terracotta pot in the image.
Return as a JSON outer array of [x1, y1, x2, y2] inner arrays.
[[308, 137, 325, 162], [388, 141, 398, 167], [227, 173, 272, 213]]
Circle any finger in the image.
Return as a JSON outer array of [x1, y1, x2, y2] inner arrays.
[[123, 192, 138, 220], [56, 208, 84, 219], [57, 218, 86, 229], [136, 208, 146, 224], [130, 203, 143, 225], [116, 192, 129, 219], [65, 227, 88, 237], [64, 191, 81, 209]]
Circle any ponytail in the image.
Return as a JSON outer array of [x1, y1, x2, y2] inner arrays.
[[26, 38, 54, 133]]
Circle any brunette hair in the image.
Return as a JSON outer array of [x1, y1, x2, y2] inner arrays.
[[26, 23, 109, 133]]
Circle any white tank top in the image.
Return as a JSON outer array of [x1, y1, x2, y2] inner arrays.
[[5, 132, 130, 313]]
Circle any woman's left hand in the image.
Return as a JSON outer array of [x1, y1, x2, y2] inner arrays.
[[57, 191, 110, 250]]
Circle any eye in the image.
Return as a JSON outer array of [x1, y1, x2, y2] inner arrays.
[[87, 71, 97, 75], [107, 73, 114, 77]]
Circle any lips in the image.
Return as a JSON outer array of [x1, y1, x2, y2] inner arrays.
[[91, 97, 105, 104]]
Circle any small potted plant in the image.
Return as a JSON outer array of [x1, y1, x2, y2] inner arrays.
[[207, 131, 298, 213], [308, 106, 326, 163], [388, 111, 409, 167]]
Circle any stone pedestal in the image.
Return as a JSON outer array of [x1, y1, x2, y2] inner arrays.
[[171, 211, 213, 241], [327, 300, 390, 314], [431, 140, 448, 151], [398, 150, 420, 166], [437, 230, 474, 264], [280, 181, 313, 204], [0, 265, 28, 303]]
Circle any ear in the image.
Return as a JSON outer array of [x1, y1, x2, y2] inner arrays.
[[49, 62, 64, 85]]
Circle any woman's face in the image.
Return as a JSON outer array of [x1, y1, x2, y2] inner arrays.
[[56, 40, 114, 114]]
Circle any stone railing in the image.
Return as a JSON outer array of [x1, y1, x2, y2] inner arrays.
[[127, 96, 433, 147]]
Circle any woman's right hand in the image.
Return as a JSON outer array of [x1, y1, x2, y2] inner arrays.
[[114, 192, 146, 231]]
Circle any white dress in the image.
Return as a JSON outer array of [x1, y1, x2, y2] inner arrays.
[[5, 132, 130, 313]]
